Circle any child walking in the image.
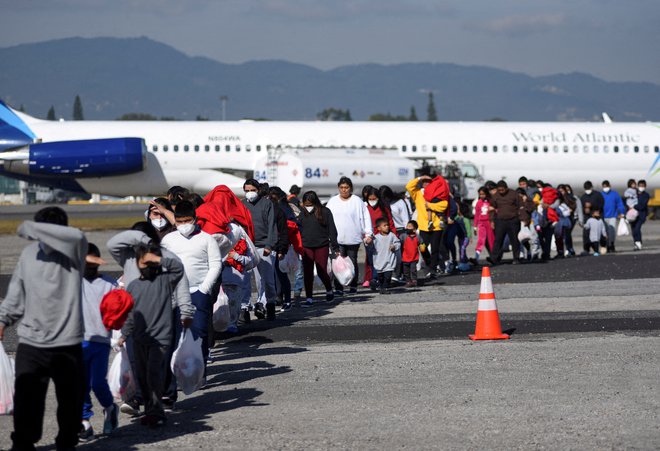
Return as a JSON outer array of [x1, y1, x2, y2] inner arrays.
[[584, 209, 608, 255], [473, 186, 494, 264], [401, 220, 420, 288], [372, 217, 401, 294], [221, 228, 255, 333], [118, 243, 190, 427], [79, 243, 119, 440]]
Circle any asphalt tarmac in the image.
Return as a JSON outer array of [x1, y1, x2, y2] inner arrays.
[[0, 211, 659, 449]]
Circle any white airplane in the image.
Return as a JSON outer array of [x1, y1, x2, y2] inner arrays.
[[0, 101, 658, 198]]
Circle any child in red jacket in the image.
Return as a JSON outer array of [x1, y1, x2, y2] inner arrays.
[[401, 220, 420, 287]]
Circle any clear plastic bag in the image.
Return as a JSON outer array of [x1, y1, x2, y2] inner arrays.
[[212, 287, 231, 332], [278, 245, 299, 274], [332, 255, 355, 286], [616, 219, 629, 237], [171, 329, 204, 395], [0, 341, 15, 415], [107, 344, 136, 402]]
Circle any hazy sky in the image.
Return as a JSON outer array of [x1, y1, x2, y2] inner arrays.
[[1, 0, 658, 84]]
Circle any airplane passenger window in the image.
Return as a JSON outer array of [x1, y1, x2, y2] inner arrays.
[[215, 145, 220, 152], [442, 146, 448, 153], [624, 146, 629, 153], [593, 146, 599, 153], [432, 146, 437, 152], [462, 146, 467, 152], [452, 146, 458, 153], [614, 146, 619, 153], [402, 145, 407, 152], [502, 145, 508, 153], [583, 146, 589, 153], [152, 145, 158, 152], [472, 145, 478, 152], [604, 146, 609, 153], [553, 145, 559, 153], [184, 145, 189, 152], [257, 145, 262, 152], [634, 146, 639, 153], [163, 145, 168, 152], [655, 146, 659, 153], [225, 145, 230, 152], [236, 145, 241, 152], [246, 145, 251, 152], [573, 146, 579, 153], [412, 146, 417, 152], [493, 146, 498, 153], [563, 146, 568, 153], [483, 146, 488, 153], [523, 146, 528, 153], [174, 145, 179, 152], [513, 146, 518, 153], [204, 145, 210, 152], [543, 146, 548, 153], [194, 145, 200, 152], [643, 146, 649, 153], [533, 146, 538, 153]]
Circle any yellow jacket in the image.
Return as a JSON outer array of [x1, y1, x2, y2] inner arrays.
[[406, 177, 449, 232]]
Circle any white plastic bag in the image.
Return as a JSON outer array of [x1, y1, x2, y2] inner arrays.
[[108, 345, 136, 402], [171, 329, 204, 395], [212, 287, 231, 332], [332, 255, 355, 286], [278, 246, 299, 274], [518, 223, 532, 242], [626, 209, 638, 222], [0, 342, 15, 415], [617, 219, 629, 237]]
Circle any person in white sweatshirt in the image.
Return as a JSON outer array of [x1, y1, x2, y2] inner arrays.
[[326, 177, 373, 295], [161, 200, 221, 371]]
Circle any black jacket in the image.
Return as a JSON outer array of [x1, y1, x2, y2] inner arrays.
[[299, 206, 339, 251]]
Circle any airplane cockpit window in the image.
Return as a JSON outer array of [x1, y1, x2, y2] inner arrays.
[[174, 145, 179, 152]]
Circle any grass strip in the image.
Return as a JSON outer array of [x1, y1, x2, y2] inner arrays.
[[0, 216, 143, 234]]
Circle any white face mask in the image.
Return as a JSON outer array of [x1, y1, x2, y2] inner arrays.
[[638, 187, 646, 192], [305, 206, 315, 212], [151, 218, 167, 230], [603, 187, 611, 193], [245, 191, 258, 202], [585, 189, 592, 195], [368, 200, 378, 207], [177, 223, 195, 237]]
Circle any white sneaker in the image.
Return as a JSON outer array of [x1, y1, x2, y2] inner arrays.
[[634, 241, 643, 250]]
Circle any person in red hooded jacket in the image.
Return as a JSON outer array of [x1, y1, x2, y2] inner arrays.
[[539, 182, 562, 260]]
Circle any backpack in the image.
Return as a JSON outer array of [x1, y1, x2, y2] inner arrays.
[[423, 176, 451, 203]]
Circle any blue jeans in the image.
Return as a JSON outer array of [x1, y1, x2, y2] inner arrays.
[[191, 290, 212, 367], [82, 341, 113, 420]]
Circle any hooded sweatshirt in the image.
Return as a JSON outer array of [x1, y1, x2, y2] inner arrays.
[[0, 221, 87, 348]]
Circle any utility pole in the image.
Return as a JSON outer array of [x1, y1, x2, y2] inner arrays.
[[219, 95, 228, 121]]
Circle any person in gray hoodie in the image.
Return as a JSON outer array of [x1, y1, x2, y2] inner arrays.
[[0, 207, 87, 451]]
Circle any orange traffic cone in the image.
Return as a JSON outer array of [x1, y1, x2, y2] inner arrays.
[[469, 266, 510, 341]]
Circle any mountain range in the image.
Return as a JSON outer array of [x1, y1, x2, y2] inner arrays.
[[1, 37, 659, 122]]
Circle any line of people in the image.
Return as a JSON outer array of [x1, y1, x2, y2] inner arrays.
[[0, 172, 651, 449]]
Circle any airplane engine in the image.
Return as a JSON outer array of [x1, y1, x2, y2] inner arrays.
[[3, 137, 146, 178]]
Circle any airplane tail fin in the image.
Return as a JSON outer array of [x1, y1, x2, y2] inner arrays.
[[0, 100, 37, 152]]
